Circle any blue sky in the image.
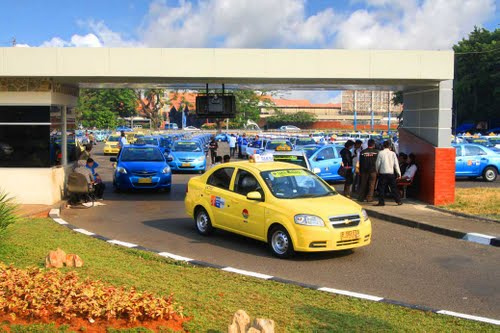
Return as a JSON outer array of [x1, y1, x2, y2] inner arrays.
[[1, 0, 498, 48]]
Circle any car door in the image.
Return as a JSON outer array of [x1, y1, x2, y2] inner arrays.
[[454, 145, 465, 175], [204, 167, 235, 228], [311, 146, 337, 179], [463, 145, 487, 176], [224, 168, 266, 240]]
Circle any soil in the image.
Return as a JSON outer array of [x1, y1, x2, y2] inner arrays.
[[0, 312, 190, 332]]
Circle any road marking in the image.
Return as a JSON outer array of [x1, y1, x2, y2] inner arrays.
[[158, 252, 193, 262], [463, 233, 495, 245], [436, 310, 500, 326], [52, 218, 68, 225], [107, 240, 138, 248], [73, 228, 95, 236], [222, 267, 273, 280], [318, 287, 384, 301]]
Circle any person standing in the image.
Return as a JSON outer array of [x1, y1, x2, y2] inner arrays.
[[352, 139, 363, 193], [358, 139, 379, 202], [118, 131, 128, 150], [340, 140, 355, 198], [375, 141, 402, 206], [208, 136, 218, 164], [229, 134, 237, 157]]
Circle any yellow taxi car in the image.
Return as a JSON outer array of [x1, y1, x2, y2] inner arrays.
[[185, 158, 371, 258], [103, 135, 121, 155]]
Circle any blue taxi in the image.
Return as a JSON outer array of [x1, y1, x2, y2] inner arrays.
[[110, 144, 172, 192], [454, 144, 499, 182], [167, 140, 207, 173], [304, 144, 344, 182]]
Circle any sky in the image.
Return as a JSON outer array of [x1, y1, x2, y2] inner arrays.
[[0, 0, 498, 103]]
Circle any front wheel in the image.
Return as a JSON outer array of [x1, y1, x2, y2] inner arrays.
[[268, 226, 295, 259], [483, 166, 498, 182], [195, 208, 214, 236]]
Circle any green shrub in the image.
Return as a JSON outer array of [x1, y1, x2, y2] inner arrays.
[[0, 190, 17, 234]]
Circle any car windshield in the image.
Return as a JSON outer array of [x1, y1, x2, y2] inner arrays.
[[159, 139, 172, 148], [261, 169, 336, 199], [296, 138, 316, 145], [108, 136, 119, 142], [172, 142, 202, 152], [302, 146, 320, 158], [273, 154, 308, 168], [266, 141, 293, 150], [121, 147, 164, 162], [142, 137, 159, 145], [471, 139, 495, 147]]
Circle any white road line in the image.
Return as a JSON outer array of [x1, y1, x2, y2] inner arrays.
[[158, 252, 193, 262], [107, 240, 138, 248], [436, 310, 500, 326], [318, 287, 384, 302], [222, 267, 273, 280], [52, 218, 68, 225], [73, 228, 95, 236], [463, 233, 495, 245]]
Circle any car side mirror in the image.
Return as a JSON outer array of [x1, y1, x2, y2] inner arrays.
[[316, 156, 325, 161], [166, 156, 173, 162], [110, 157, 117, 162], [247, 191, 263, 201], [313, 167, 321, 174]]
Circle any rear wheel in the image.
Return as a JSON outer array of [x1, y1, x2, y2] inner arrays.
[[195, 208, 214, 236], [268, 226, 295, 259], [483, 167, 498, 182]]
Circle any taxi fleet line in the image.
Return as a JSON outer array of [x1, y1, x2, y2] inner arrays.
[[48, 208, 500, 326]]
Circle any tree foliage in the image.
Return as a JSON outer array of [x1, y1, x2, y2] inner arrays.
[[136, 89, 166, 130], [453, 27, 499, 124], [266, 111, 316, 129], [77, 89, 137, 128]]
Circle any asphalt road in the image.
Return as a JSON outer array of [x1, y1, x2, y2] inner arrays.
[[62, 143, 500, 319]]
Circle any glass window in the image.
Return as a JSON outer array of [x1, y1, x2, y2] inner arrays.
[[317, 147, 334, 160], [273, 154, 308, 168], [0, 106, 50, 123], [234, 169, 263, 197], [172, 141, 202, 152], [120, 147, 164, 162], [335, 146, 343, 156], [454, 146, 462, 157], [207, 167, 235, 190], [464, 145, 486, 156], [0, 125, 51, 167], [261, 169, 336, 199]]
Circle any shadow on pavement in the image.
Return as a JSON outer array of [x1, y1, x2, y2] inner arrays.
[[142, 218, 357, 262]]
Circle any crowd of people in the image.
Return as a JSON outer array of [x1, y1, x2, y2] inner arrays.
[[340, 139, 418, 206]]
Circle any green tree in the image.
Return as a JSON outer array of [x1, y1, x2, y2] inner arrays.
[[266, 111, 316, 129], [136, 89, 166, 130], [453, 27, 499, 124], [77, 89, 137, 128]]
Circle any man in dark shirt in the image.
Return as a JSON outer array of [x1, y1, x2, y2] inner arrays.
[[358, 139, 379, 202], [340, 140, 355, 198], [208, 136, 218, 164]]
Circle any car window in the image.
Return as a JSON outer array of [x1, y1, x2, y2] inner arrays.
[[273, 154, 308, 168], [234, 169, 263, 197], [120, 147, 164, 162], [261, 169, 336, 199], [335, 146, 343, 156], [207, 167, 235, 190], [317, 147, 334, 160], [454, 146, 462, 157], [464, 145, 486, 156]]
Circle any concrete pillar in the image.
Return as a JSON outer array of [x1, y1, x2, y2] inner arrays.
[[62, 105, 68, 166], [400, 80, 455, 205]]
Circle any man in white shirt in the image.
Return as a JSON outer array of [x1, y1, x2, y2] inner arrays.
[[375, 141, 402, 206], [229, 134, 237, 157], [118, 131, 128, 154]]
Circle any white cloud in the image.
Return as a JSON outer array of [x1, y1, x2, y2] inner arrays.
[[14, 43, 31, 47], [336, 0, 496, 49], [275, 90, 342, 104]]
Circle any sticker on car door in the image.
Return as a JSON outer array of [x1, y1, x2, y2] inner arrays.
[[210, 195, 225, 208]]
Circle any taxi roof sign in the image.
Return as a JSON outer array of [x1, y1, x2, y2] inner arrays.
[[249, 153, 274, 163]]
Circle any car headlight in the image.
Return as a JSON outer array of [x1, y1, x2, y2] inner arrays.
[[361, 209, 369, 221], [116, 166, 127, 174], [294, 214, 325, 226], [195, 156, 205, 162], [162, 166, 171, 174]]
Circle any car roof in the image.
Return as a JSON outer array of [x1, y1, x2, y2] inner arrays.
[[217, 161, 304, 172], [272, 151, 306, 156], [127, 144, 160, 148]]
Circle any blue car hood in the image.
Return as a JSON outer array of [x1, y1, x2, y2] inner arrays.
[[170, 151, 204, 159], [119, 161, 166, 172]]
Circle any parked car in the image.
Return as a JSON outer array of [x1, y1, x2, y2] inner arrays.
[[279, 125, 301, 132], [183, 126, 200, 131], [165, 123, 179, 130], [454, 144, 500, 182], [306, 144, 344, 182], [110, 144, 172, 192], [167, 140, 207, 173]]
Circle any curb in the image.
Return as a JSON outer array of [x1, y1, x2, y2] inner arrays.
[[48, 208, 500, 326], [364, 208, 500, 247], [426, 205, 500, 224]]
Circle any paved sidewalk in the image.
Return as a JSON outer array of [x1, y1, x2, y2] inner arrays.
[[16, 204, 60, 218], [361, 199, 500, 242]]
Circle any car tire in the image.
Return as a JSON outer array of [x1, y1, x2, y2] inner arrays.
[[483, 166, 498, 182], [195, 208, 214, 236], [268, 225, 295, 259]]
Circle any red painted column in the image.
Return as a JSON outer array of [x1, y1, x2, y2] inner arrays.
[[399, 128, 455, 205]]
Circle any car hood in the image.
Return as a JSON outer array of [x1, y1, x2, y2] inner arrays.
[[119, 161, 167, 172], [275, 193, 362, 220], [106, 142, 118, 146], [170, 151, 204, 159]]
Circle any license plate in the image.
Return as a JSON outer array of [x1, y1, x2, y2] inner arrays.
[[181, 163, 191, 167], [138, 178, 152, 184], [340, 230, 360, 241]]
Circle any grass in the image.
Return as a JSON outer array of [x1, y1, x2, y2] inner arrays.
[[0, 218, 497, 332], [444, 188, 500, 221]]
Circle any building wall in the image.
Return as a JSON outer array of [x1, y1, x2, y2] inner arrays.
[[341, 90, 403, 114]]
